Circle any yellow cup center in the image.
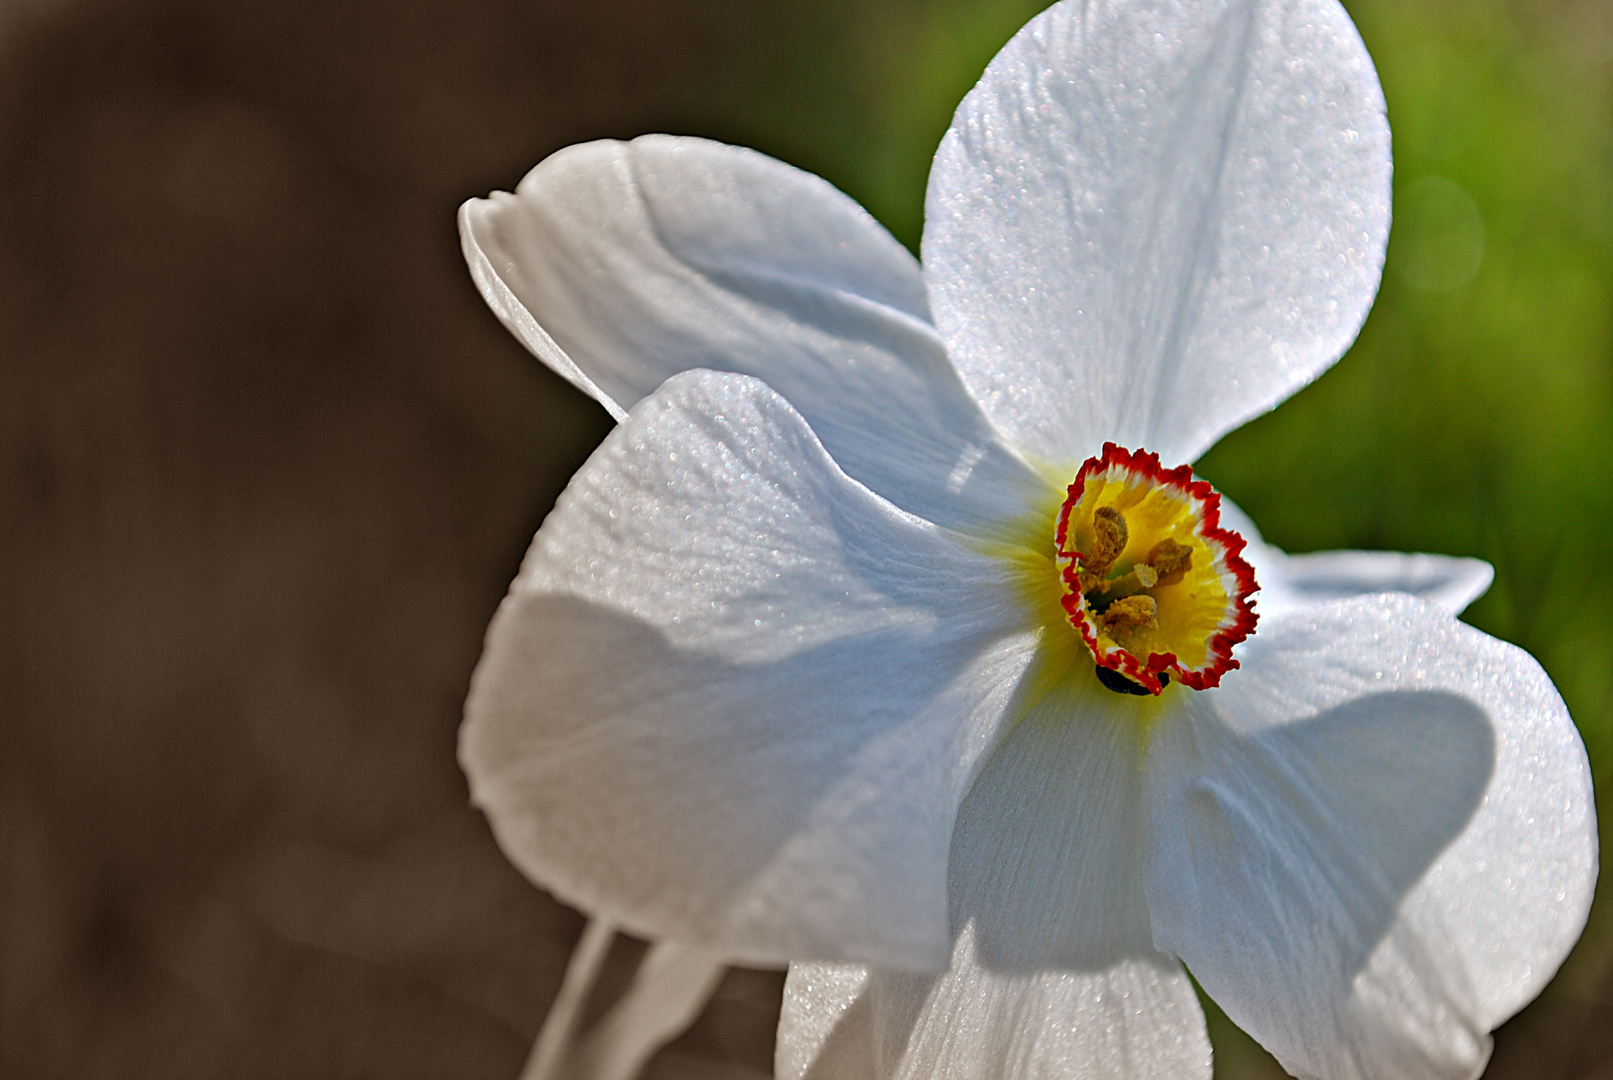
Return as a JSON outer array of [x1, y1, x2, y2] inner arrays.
[[1055, 444, 1258, 696]]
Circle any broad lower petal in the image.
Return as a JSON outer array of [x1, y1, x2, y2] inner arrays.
[[778, 678, 1212, 1080], [462, 370, 1039, 970], [1146, 594, 1596, 1080], [460, 134, 1047, 537], [924, 0, 1390, 466]]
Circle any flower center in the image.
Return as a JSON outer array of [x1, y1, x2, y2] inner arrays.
[[1055, 444, 1258, 696]]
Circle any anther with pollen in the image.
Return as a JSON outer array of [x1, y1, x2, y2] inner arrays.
[[1099, 594, 1157, 634], [1146, 538, 1193, 584], [1078, 505, 1129, 592]]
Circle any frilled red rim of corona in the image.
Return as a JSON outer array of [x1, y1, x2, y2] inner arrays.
[[1054, 443, 1258, 695]]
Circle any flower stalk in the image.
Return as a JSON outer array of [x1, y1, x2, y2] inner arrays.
[[521, 917, 616, 1080], [521, 920, 728, 1080]]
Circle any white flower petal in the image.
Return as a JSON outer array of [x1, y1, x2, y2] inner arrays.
[[1213, 495, 1493, 618], [778, 943, 1205, 1080], [776, 962, 876, 1080], [924, 0, 1391, 466], [459, 134, 1048, 536], [778, 681, 1212, 1080], [462, 370, 1038, 970], [1259, 550, 1494, 620], [1146, 594, 1596, 1080]]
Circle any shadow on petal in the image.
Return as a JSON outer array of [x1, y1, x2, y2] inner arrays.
[[1175, 689, 1494, 991], [463, 591, 1034, 970], [950, 670, 1162, 975], [1146, 685, 1501, 1077]]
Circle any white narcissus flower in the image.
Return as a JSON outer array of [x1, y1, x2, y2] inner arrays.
[[456, 1, 1597, 1077]]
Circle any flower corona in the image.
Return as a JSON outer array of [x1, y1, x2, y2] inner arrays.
[[1056, 444, 1258, 695]]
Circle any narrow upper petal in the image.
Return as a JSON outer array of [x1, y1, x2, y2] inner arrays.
[[924, 0, 1391, 466], [1258, 550, 1494, 620], [1215, 496, 1494, 618], [1145, 595, 1596, 1080], [778, 678, 1211, 1080], [459, 134, 1048, 537], [461, 370, 1038, 970]]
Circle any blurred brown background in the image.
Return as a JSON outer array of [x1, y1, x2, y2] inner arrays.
[[0, 0, 821, 1074], [3, 0, 1611, 1077]]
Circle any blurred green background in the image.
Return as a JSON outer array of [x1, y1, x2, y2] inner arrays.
[[3, 0, 1607, 1076]]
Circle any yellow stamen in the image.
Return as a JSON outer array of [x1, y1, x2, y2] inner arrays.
[[1088, 506, 1127, 573], [1100, 594, 1158, 634], [1146, 538, 1193, 585], [1078, 506, 1130, 592]]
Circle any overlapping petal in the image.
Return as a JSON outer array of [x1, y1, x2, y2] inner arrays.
[[459, 134, 1048, 537], [778, 677, 1211, 1080], [924, 0, 1391, 466], [1216, 496, 1495, 618], [1145, 594, 1597, 1080], [462, 370, 1041, 970], [1257, 550, 1495, 620]]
